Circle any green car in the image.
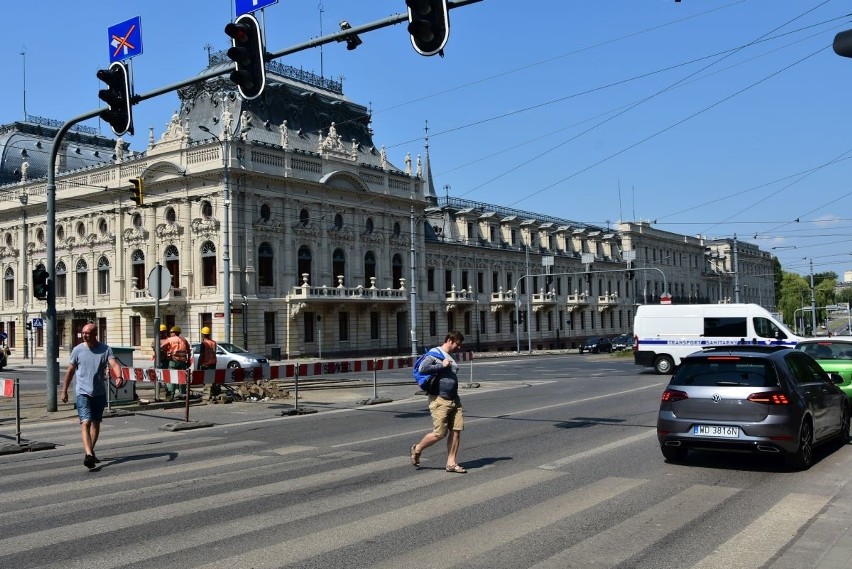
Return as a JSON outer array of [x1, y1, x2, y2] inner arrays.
[[796, 338, 852, 399]]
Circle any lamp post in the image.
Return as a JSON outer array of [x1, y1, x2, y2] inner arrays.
[[199, 120, 232, 345]]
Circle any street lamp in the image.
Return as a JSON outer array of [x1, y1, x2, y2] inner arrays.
[[198, 120, 232, 345]]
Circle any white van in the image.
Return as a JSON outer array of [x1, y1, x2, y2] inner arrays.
[[633, 303, 801, 374]]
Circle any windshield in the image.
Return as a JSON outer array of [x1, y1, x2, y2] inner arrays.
[[670, 357, 778, 388], [218, 343, 249, 354]]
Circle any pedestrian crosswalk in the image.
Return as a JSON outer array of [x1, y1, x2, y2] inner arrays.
[[0, 429, 849, 569]]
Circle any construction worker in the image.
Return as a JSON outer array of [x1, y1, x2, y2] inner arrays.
[[151, 324, 168, 368], [198, 326, 217, 371], [164, 325, 192, 400]]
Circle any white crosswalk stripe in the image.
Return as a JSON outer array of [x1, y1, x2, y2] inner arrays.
[[0, 435, 844, 569]]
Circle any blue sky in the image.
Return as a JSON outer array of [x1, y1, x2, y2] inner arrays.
[[2, 0, 851, 280]]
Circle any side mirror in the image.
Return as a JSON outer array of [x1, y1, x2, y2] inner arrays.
[[829, 372, 844, 385]]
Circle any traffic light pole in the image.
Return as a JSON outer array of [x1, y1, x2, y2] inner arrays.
[[43, 0, 484, 411]]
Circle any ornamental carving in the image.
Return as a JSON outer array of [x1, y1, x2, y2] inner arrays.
[[328, 227, 354, 243], [253, 218, 284, 234], [292, 222, 319, 237], [156, 222, 184, 240], [191, 217, 220, 238], [389, 235, 409, 247], [289, 302, 306, 319], [123, 227, 149, 245]]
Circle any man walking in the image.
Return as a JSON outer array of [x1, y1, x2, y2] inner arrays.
[[60, 323, 125, 469], [409, 330, 467, 473]]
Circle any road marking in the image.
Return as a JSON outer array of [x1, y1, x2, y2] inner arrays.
[[538, 429, 656, 469], [530, 484, 740, 569], [369, 476, 647, 569], [690, 493, 830, 569]]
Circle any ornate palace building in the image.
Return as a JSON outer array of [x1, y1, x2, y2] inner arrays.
[[0, 57, 776, 360]]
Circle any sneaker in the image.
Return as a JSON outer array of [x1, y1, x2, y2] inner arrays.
[[83, 455, 96, 469], [92, 454, 101, 464]]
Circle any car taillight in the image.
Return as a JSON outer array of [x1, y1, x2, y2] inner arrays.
[[747, 391, 790, 405], [661, 389, 688, 402], [633, 336, 638, 352]]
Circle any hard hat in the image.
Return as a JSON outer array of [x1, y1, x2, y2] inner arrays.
[[170, 325, 182, 334], [201, 326, 211, 335], [159, 324, 168, 332]]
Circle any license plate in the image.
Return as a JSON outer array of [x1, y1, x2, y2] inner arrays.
[[694, 425, 739, 438]]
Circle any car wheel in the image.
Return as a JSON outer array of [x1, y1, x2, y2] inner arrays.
[[654, 356, 674, 375], [661, 445, 688, 462], [787, 419, 814, 471], [839, 403, 850, 444], [226, 361, 241, 370]]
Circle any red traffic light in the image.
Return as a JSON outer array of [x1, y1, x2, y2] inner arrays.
[[405, 0, 449, 57], [224, 13, 266, 100]]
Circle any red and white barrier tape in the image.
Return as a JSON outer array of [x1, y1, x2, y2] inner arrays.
[[118, 351, 473, 386]]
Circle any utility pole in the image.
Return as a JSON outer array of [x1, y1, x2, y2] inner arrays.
[[809, 258, 817, 336], [409, 207, 418, 356]]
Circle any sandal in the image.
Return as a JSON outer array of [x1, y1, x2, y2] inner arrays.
[[410, 444, 421, 467], [445, 464, 467, 474]]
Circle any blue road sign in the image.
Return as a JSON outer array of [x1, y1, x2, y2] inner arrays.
[[31, 318, 43, 329], [108, 16, 143, 63], [236, 0, 277, 17]]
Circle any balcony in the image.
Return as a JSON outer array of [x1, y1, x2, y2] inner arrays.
[[446, 285, 475, 312], [597, 293, 619, 313], [287, 275, 407, 314], [566, 291, 590, 313], [127, 286, 188, 306], [490, 287, 516, 313], [532, 289, 558, 312]]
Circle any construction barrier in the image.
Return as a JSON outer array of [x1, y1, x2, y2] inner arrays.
[[118, 351, 474, 386], [1, 378, 13, 398]]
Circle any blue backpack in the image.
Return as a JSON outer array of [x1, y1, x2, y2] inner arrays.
[[413, 348, 444, 392]]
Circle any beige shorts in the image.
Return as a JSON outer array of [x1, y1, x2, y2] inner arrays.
[[429, 396, 464, 439]]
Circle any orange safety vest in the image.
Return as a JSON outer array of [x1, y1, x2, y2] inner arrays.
[[167, 335, 191, 364]]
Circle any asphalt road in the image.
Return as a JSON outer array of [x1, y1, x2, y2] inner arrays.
[[2, 353, 852, 568]]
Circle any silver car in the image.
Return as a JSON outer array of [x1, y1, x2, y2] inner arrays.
[[657, 345, 849, 470], [192, 342, 270, 377]]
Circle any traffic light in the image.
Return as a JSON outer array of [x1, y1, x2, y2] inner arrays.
[[129, 178, 143, 207], [835, 29, 852, 57], [97, 61, 134, 136], [26, 321, 32, 332], [32, 266, 49, 301], [225, 13, 266, 100], [405, 0, 450, 57], [626, 269, 635, 281]]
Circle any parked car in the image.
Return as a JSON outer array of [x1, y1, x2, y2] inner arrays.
[[796, 337, 852, 400], [579, 336, 612, 354], [610, 334, 632, 351], [191, 342, 271, 376], [657, 345, 849, 470]]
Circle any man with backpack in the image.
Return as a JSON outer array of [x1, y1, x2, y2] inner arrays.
[[409, 330, 467, 474]]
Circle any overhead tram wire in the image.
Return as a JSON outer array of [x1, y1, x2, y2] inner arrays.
[[451, 12, 841, 202]]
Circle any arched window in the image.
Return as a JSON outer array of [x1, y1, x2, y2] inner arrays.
[[260, 203, 271, 221], [333, 213, 343, 230], [299, 209, 310, 226], [297, 245, 312, 285], [76, 222, 85, 238], [365, 218, 374, 234], [258, 242, 274, 287], [392, 253, 403, 289], [4, 267, 14, 302], [131, 250, 145, 290], [98, 218, 108, 236], [332, 248, 346, 286], [164, 245, 180, 288], [393, 222, 401, 238], [201, 201, 213, 219], [76, 259, 88, 297], [364, 251, 376, 287], [55, 261, 67, 298], [201, 241, 217, 287], [56, 225, 65, 241], [165, 207, 177, 224], [97, 256, 110, 295]]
